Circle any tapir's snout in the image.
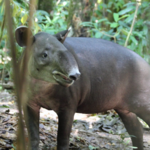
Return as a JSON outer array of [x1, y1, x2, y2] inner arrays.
[[68, 66, 81, 81], [52, 68, 81, 87], [69, 72, 81, 81]]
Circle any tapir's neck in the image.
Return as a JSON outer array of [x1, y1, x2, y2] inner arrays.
[[27, 76, 62, 111]]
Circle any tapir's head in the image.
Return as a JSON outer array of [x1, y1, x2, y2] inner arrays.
[[15, 26, 80, 87]]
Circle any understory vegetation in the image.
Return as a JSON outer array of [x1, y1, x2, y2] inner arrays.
[[0, 0, 150, 78]]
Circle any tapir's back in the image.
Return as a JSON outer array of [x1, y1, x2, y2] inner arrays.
[[64, 37, 142, 63], [64, 37, 150, 113], [64, 37, 150, 78]]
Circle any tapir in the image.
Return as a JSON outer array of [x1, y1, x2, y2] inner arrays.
[[15, 26, 150, 150]]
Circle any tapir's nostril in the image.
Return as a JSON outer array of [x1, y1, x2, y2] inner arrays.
[[69, 75, 77, 80], [69, 72, 81, 81]]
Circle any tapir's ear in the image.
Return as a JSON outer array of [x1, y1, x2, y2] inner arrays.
[[54, 30, 70, 43], [15, 26, 34, 47]]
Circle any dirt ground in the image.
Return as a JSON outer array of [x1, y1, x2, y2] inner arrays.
[[0, 90, 150, 150]]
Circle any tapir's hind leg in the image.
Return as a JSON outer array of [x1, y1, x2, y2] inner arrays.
[[115, 109, 143, 150], [135, 107, 150, 128]]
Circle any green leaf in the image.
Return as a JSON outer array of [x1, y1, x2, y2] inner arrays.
[[118, 6, 134, 15], [1, 2, 4, 13], [89, 145, 99, 150], [62, 10, 68, 15], [45, 16, 51, 23], [36, 10, 49, 16], [130, 36, 138, 45], [121, 29, 128, 36], [110, 22, 118, 28], [124, 14, 134, 23], [143, 25, 148, 35], [133, 31, 143, 38], [95, 32, 102, 38], [13, 5, 18, 17], [106, 9, 112, 13], [97, 18, 108, 23], [113, 13, 119, 22], [118, 14, 129, 20], [81, 22, 94, 27], [0, 105, 9, 108], [124, 2, 135, 7], [21, 14, 28, 25]]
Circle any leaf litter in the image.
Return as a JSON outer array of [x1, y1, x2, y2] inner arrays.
[[0, 90, 150, 150]]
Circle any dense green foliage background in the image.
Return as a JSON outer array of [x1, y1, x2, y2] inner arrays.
[[0, 0, 150, 81]]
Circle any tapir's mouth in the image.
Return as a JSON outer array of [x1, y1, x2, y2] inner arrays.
[[52, 71, 74, 87]]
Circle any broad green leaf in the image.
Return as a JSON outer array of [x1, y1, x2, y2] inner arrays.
[[36, 10, 49, 16], [106, 9, 112, 13], [124, 14, 134, 23], [130, 36, 138, 45], [21, 14, 28, 25], [45, 16, 51, 23], [1, 2, 4, 13], [114, 31, 120, 37], [13, 5, 18, 17], [121, 29, 128, 36], [143, 25, 148, 35], [119, 14, 129, 20], [110, 22, 118, 28], [113, 13, 119, 22], [142, 39, 147, 46], [81, 22, 94, 27], [118, 20, 129, 28], [13, 1, 21, 7], [124, 2, 135, 7], [136, 42, 143, 55], [95, 32, 102, 38], [101, 3, 107, 9], [133, 31, 143, 38], [0, 105, 9, 108], [62, 10, 68, 15], [97, 18, 108, 23], [36, 16, 45, 23], [118, 6, 135, 15]]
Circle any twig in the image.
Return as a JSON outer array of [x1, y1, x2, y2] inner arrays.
[[20, 1, 37, 149], [1, 43, 7, 87], [101, 31, 117, 43], [56, 0, 61, 5], [124, 0, 141, 47], [5, 0, 37, 149], [5, 0, 26, 149]]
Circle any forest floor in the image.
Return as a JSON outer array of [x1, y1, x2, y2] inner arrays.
[[0, 90, 150, 150]]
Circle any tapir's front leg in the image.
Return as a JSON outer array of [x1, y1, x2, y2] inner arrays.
[[24, 104, 40, 150], [57, 110, 75, 150]]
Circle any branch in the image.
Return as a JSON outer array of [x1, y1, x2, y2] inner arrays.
[[5, 0, 37, 149], [5, 0, 26, 149], [124, 0, 141, 47]]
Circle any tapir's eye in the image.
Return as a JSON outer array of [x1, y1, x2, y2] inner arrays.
[[42, 52, 48, 58]]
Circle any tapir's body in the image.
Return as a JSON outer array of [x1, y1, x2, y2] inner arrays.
[[64, 38, 150, 114], [30, 38, 150, 114], [15, 27, 150, 150]]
